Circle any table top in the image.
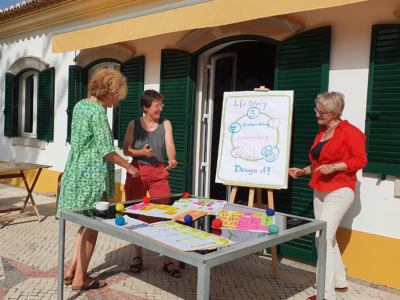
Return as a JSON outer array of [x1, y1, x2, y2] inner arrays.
[[60, 194, 326, 268], [0, 162, 52, 173]]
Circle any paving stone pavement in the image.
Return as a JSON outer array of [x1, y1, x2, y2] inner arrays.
[[1, 182, 399, 300]]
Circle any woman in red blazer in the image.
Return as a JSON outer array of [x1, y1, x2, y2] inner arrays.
[[289, 92, 367, 300]]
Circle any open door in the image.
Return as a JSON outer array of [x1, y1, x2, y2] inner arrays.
[[274, 26, 331, 264], [203, 53, 237, 199]]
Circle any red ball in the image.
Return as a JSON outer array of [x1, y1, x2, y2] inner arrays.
[[212, 229, 222, 236], [212, 219, 222, 228], [182, 192, 190, 199], [142, 196, 150, 204]]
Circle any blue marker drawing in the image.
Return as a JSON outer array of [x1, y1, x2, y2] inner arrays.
[[247, 107, 260, 119], [228, 123, 241, 133], [261, 145, 279, 162]]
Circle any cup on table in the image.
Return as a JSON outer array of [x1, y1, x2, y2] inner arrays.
[[93, 202, 109, 211], [9, 159, 16, 168]]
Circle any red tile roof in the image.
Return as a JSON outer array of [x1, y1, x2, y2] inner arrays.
[[0, 0, 59, 19]]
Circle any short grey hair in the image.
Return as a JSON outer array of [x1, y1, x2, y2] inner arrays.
[[315, 92, 345, 117]]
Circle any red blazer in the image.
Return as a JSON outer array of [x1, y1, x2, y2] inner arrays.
[[308, 120, 367, 193]]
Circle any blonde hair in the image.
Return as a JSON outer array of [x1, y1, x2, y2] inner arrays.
[[88, 68, 127, 100], [315, 92, 345, 117]]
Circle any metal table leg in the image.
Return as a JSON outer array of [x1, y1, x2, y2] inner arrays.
[[316, 224, 327, 300], [197, 264, 211, 300], [205, 215, 211, 233], [57, 217, 65, 300]]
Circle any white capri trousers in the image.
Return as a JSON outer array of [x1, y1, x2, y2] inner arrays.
[[314, 187, 354, 300]]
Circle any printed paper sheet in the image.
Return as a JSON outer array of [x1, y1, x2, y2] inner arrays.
[[216, 209, 275, 232], [172, 198, 226, 215], [172, 210, 208, 222], [131, 221, 235, 251], [125, 203, 189, 219], [101, 215, 148, 229]]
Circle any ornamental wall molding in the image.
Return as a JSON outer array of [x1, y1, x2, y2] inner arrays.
[[176, 16, 305, 53], [9, 55, 50, 74], [74, 44, 136, 67]]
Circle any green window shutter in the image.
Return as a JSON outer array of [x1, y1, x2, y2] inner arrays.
[[160, 49, 194, 194], [67, 65, 85, 143], [4, 73, 18, 137], [364, 25, 400, 177], [274, 26, 331, 264], [37, 67, 55, 141], [119, 56, 145, 148]]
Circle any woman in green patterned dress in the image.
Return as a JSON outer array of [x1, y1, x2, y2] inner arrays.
[[57, 69, 139, 290]]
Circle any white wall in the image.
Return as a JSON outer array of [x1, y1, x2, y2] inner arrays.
[[286, 0, 400, 239], [0, 34, 75, 173]]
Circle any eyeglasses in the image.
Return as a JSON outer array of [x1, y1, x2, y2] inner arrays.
[[314, 107, 328, 117], [154, 103, 164, 110]]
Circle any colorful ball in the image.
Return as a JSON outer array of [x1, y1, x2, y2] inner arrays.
[[182, 192, 190, 199], [212, 219, 222, 228], [115, 212, 124, 218], [142, 196, 150, 204], [212, 228, 222, 236], [115, 203, 125, 212], [266, 209, 275, 216], [115, 216, 125, 226], [184, 215, 193, 223], [268, 224, 279, 234]]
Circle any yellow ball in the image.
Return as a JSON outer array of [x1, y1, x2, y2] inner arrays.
[[115, 203, 125, 212], [115, 212, 124, 218]]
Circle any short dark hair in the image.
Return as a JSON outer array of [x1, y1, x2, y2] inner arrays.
[[140, 90, 164, 113]]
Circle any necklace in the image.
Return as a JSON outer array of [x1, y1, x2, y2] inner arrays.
[[323, 121, 340, 137]]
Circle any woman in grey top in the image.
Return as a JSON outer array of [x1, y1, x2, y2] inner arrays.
[[123, 90, 181, 278]]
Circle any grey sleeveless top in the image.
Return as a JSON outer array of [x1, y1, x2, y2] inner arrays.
[[132, 118, 165, 165]]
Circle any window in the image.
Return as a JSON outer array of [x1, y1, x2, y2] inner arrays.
[[4, 56, 55, 145], [88, 62, 121, 141], [19, 71, 38, 138], [364, 24, 400, 178]]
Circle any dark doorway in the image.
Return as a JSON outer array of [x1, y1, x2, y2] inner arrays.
[[209, 41, 276, 201]]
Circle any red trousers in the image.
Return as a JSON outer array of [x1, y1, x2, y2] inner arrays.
[[125, 160, 171, 223]]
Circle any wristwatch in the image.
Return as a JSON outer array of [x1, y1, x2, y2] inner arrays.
[[332, 164, 337, 171]]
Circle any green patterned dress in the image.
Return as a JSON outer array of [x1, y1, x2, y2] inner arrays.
[[56, 100, 115, 218]]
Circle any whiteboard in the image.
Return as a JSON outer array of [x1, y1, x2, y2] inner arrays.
[[215, 91, 294, 189]]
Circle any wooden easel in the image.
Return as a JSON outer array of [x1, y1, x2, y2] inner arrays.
[[225, 86, 280, 278], [225, 183, 280, 278]]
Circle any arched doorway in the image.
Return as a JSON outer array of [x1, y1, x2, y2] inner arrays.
[[194, 40, 277, 201], [190, 28, 331, 264]]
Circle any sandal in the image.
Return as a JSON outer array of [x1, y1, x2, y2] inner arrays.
[[71, 277, 107, 290], [163, 262, 181, 278], [313, 283, 348, 292], [130, 257, 143, 273], [64, 276, 74, 285]]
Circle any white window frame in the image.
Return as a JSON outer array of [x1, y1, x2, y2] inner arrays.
[[88, 62, 121, 145], [18, 71, 39, 138]]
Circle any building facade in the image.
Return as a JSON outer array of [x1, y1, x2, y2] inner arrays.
[[0, 0, 399, 290]]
